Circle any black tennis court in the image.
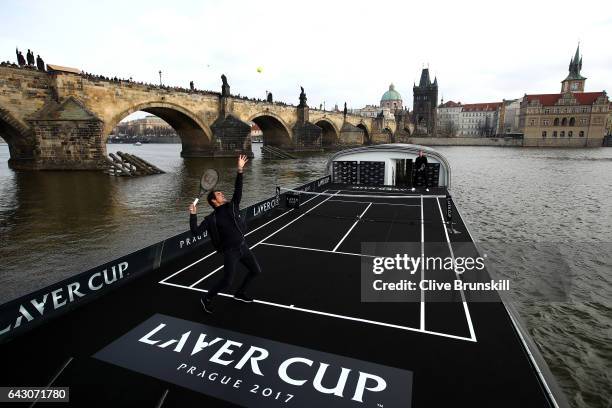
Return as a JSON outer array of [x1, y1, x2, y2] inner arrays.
[[0, 183, 562, 407], [160, 186, 473, 341]]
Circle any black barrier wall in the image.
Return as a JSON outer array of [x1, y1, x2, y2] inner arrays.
[[0, 175, 331, 344]]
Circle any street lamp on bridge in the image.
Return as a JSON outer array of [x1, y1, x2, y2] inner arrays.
[[158, 70, 162, 86]]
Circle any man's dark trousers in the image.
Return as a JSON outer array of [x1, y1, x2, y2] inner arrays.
[[206, 241, 261, 299]]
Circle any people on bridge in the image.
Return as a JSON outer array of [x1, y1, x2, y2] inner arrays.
[[190, 80, 194, 91], [188, 155, 261, 314]]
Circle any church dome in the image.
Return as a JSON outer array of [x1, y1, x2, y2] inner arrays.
[[381, 83, 402, 102]]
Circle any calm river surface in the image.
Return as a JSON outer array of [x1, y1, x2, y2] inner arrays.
[[0, 143, 610, 407]]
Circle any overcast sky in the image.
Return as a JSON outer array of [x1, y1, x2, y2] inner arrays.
[[2, 0, 611, 120]]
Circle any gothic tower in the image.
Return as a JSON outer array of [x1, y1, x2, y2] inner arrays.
[[412, 68, 438, 135], [561, 44, 586, 93]]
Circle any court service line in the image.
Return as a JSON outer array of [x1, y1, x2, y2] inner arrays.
[[420, 195, 425, 331], [260, 242, 378, 258], [435, 197, 477, 342], [159, 190, 330, 284], [332, 203, 372, 252], [328, 199, 419, 207], [338, 189, 447, 198], [159, 280, 476, 343], [187, 191, 340, 288]]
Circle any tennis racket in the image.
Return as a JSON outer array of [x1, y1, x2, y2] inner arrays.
[[193, 168, 219, 206]]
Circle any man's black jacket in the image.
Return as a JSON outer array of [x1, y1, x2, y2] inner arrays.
[[190, 172, 247, 252]]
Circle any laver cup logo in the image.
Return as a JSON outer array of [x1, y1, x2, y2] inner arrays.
[[94, 314, 413, 407]]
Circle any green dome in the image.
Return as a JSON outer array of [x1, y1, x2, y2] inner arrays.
[[381, 83, 402, 101]]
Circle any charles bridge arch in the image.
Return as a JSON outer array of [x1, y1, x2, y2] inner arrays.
[[0, 64, 396, 170], [108, 102, 213, 157], [249, 113, 292, 148]]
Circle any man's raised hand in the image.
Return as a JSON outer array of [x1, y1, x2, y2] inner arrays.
[[238, 154, 248, 171]]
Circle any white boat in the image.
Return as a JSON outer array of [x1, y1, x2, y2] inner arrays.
[[326, 143, 451, 188]]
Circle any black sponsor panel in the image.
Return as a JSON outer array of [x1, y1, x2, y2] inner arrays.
[[243, 193, 282, 222], [95, 314, 413, 408], [294, 175, 331, 192], [358, 161, 385, 185], [158, 229, 212, 268], [286, 193, 300, 208], [0, 245, 160, 344], [333, 161, 358, 184], [426, 163, 440, 187]]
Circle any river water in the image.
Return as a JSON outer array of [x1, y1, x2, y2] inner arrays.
[[0, 143, 610, 407]]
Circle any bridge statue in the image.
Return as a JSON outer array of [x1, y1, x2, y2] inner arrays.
[[299, 86, 307, 107], [17, 51, 26, 66], [267, 92, 273, 103], [343, 102, 347, 118], [36, 55, 45, 71], [221, 74, 230, 97]]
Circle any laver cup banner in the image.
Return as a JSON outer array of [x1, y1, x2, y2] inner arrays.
[[94, 314, 413, 407]]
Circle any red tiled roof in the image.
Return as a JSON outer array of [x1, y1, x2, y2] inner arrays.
[[525, 92, 605, 106], [461, 102, 502, 112], [439, 100, 461, 108]]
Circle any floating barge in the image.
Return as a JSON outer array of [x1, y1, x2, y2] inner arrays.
[[0, 144, 568, 407]]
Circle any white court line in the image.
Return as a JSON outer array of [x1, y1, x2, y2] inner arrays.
[[159, 190, 330, 284], [260, 242, 377, 258], [338, 189, 447, 198], [159, 280, 476, 342], [420, 195, 425, 331], [187, 191, 340, 288], [328, 199, 419, 207], [435, 197, 477, 342], [332, 203, 372, 252]]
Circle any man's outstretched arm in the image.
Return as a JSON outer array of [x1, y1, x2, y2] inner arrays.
[[232, 154, 248, 206]]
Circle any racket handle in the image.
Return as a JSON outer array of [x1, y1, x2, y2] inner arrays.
[[193, 198, 199, 206]]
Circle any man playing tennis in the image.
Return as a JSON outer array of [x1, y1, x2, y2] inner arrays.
[[188, 154, 261, 314]]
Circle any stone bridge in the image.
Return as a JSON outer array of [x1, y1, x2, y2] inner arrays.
[[0, 65, 397, 170]]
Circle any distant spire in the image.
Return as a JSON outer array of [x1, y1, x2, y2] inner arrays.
[[573, 43, 580, 65], [565, 43, 586, 81], [418, 68, 431, 87]]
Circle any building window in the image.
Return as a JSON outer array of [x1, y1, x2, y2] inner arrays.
[[560, 131, 565, 137], [529, 119, 535, 126], [543, 119, 550, 126], [544, 108, 550, 114], [581, 107, 588, 113], [579, 131, 584, 137], [580, 118, 588, 125], [568, 131, 573, 137], [569, 117, 575, 126], [553, 131, 557, 137], [561, 117, 567, 126], [542, 131, 547, 138], [554, 118, 560, 126]]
